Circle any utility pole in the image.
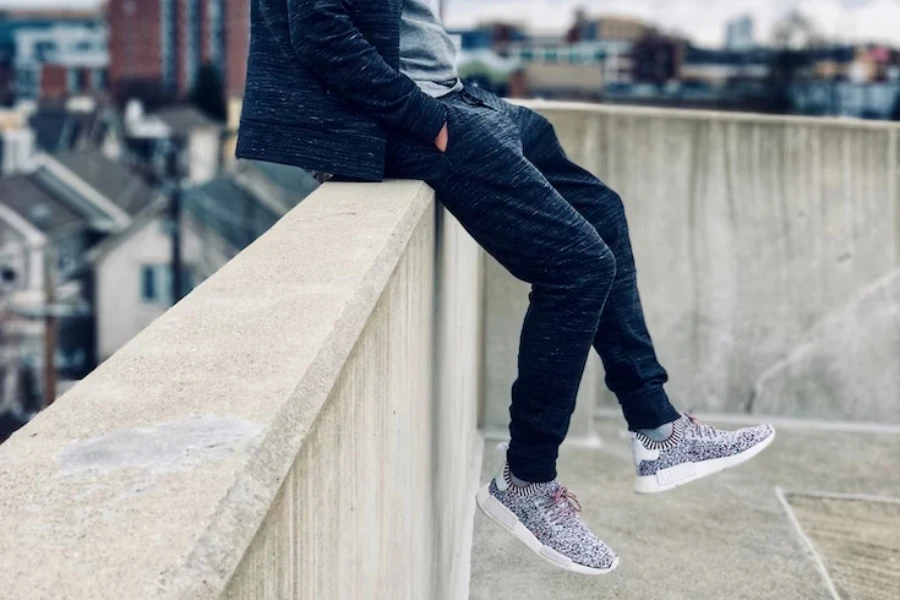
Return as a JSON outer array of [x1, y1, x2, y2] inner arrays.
[[42, 245, 57, 408], [165, 138, 185, 305]]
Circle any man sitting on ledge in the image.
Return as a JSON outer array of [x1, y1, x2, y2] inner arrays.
[[237, 0, 776, 575]]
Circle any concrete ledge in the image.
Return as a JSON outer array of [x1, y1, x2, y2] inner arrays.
[[520, 98, 900, 129], [0, 180, 481, 599]]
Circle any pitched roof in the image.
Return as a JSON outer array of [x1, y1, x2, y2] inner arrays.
[[28, 108, 71, 152], [28, 107, 111, 153], [154, 106, 221, 132], [183, 176, 280, 252], [0, 175, 85, 234], [244, 159, 319, 200], [91, 171, 287, 264], [53, 151, 155, 216], [231, 159, 319, 216]]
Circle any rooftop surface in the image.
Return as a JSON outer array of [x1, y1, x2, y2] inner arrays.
[[471, 416, 900, 600], [54, 150, 155, 215], [0, 174, 84, 233], [153, 105, 221, 131]]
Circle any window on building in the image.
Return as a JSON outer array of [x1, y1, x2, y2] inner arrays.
[[91, 69, 107, 91], [141, 265, 157, 303], [162, 265, 174, 304], [67, 69, 81, 94], [184, 266, 195, 294], [141, 264, 196, 305], [15, 68, 38, 100]]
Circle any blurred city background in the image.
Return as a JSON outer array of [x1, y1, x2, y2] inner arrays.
[[0, 2, 898, 599], [2, 0, 900, 441]]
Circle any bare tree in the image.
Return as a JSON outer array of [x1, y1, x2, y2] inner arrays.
[[771, 10, 826, 50]]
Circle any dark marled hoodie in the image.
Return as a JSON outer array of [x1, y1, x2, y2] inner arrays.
[[237, 0, 449, 181]]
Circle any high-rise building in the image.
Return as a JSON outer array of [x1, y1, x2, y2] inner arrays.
[[725, 15, 755, 50], [224, 0, 250, 99], [108, 0, 249, 101]]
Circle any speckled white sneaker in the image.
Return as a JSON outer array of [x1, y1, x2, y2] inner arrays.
[[476, 463, 619, 576], [632, 415, 775, 494]]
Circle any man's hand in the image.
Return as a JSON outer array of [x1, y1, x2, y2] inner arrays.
[[434, 123, 449, 153]]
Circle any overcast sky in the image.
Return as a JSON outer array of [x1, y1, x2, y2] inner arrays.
[[3, 0, 900, 46]]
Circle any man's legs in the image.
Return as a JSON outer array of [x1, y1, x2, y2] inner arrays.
[[386, 91, 613, 483], [463, 87, 775, 497], [466, 87, 680, 431], [386, 89, 619, 574]]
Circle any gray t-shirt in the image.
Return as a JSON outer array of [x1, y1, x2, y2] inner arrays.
[[399, 0, 463, 98]]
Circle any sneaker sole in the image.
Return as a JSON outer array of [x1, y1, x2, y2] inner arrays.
[[634, 430, 776, 494], [475, 484, 619, 576]]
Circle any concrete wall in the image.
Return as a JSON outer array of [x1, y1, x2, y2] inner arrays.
[[0, 181, 483, 599], [484, 103, 900, 425]]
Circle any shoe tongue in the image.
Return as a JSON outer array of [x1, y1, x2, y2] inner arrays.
[[503, 468, 559, 497], [527, 480, 560, 498], [502, 463, 559, 496]]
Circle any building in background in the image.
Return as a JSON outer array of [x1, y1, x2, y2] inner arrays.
[[108, 0, 249, 102], [27, 99, 123, 158], [0, 108, 35, 175], [595, 17, 649, 42], [502, 40, 632, 99], [90, 161, 316, 361], [725, 15, 756, 51], [680, 47, 771, 86], [567, 13, 650, 43], [12, 23, 108, 102], [0, 9, 106, 104], [631, 34, 686, 84], [123, 103, 223, 184]]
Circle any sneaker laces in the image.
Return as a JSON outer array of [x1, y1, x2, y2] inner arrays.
[[686, 413, 718, 439], [548, 486, 582, 524]]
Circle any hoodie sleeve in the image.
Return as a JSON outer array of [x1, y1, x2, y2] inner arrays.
[[287, 0, 448, 144]]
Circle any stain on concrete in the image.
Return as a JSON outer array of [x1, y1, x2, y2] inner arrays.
[[787, 493, 900, 600], [58, 416, 262, 475], [752, 270, 900, 423]]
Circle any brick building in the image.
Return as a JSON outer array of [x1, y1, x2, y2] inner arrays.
[[108, 0, 249, 101]]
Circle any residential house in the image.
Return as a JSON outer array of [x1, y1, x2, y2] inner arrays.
[[0, 175, 68, 293], [0, 146, 315, 426], [0, 174, 94, 395], [0, 185, 57, 440], [155, 106, 222, 185], [230, 158, 322, 216], [50, 150, 155, 218], [28, 99, 124, 157], [0, 107, 36, 175], [90, 166, 312, 362], [0, 149, 157, 397], [125, 103, 223, 185]]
